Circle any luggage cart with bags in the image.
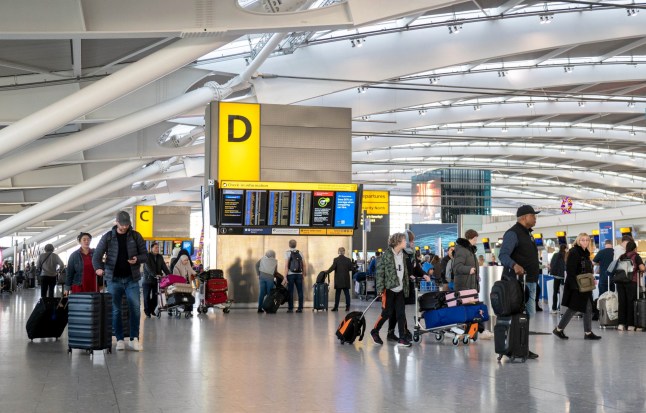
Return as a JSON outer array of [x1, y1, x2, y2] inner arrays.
[[196, 269, 233, 314], [412, 282, 489, 345]]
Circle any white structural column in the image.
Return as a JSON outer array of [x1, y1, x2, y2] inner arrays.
[[2, 197, 138, 258], [51, 221, 114, 253], [0, 84, 225, 182], [0, 37, 231, 157], [1, 158, 176, 236], [0, 160, 146, 236]]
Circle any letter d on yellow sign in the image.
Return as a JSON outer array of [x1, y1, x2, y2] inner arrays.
[[218, 102, 260, 181], [135, 205, 154, 238]]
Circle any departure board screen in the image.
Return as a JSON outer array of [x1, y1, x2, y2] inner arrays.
[[290, 191, 312, 226], [311, 191, 335, 227], [267, 191, 290, 226], [244, 190, 268, 226], [221, 190, 244, 226], [334, 192, 356, 228]]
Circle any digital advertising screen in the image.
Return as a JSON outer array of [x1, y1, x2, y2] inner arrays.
[[311, 191, 334, 226], [221, 190, 244, 226], [181, 240, 194, 255], [334, 192, 356, 228], [244, 190, 268, 226]]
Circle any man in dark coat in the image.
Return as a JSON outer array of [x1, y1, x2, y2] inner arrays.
[[326, 247, 353, 311]]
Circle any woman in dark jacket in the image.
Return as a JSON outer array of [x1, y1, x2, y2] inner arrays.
[[64, 232, 96, 294], [453, 229, 479, 292], [326, 247, 353, 311], [553, 233, 601, 340], [616, 241, 646, 331], [549, 243, 567, 313]]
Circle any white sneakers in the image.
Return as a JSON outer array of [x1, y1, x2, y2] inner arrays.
[[115, 338, 142, 351], [479, 330, 494, 340]]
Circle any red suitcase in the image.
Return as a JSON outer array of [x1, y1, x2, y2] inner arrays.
[[206, 291, 228, 306], [207, 278, 228, 292]]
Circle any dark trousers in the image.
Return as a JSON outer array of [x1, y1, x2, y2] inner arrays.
[[40, 276, 56, 298], [142, 281, 158, 316], [287, 274, 304, 310], [374, 289, 406, 337], [552, 278, 563, 310], [617, 282, 637, 327], [333, 288, 351, 309]]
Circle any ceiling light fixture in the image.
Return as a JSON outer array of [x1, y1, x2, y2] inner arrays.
[[430, 77, 440, 84], [502, 126, 508, 133], [560, 148, 566, 154], [578, 101, 586, 107], [539, 14, 554, 24], [564, 66, 573, 73], [498, 70, 508, 77], [627, 8, 639, 16], [628, 101, 636, 108], [457, 128, 464, 134], [630, 129, 636, 136], [527, 102, 534, 108], [418, 109, 427, 116], [595, 150, 601, 157], [448, 24, 462, 34], [473, 105, 481, 111], [589, 128, 595, 134], [357, 86, 367, 94]]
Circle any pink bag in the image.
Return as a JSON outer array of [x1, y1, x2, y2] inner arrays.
[[445, 289, 479, 307], [457, 289, 478, 298], [160, 274, 186, 289]]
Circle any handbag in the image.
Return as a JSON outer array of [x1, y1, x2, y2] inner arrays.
[[576, 273, 596, 293]]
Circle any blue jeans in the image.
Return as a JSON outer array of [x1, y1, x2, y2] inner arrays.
[[525, 282, 537, 319], [287, 274, 304, 310], [108, 277, 141, 341], [258, 278, 274, 310]]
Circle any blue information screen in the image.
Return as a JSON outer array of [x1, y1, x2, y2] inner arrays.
[[334, 192, 356, 228], [181, 240, 193, 255]]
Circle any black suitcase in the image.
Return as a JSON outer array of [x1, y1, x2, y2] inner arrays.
[[313, 283, 329, 311], [166, 292, 195, 307], [26, 297, 69, 340], [335, 295, 379, 344], [68, 293, 112, 354], [635, 281, 646, 329], [262, 286, 288, 313], [494, 313, 530, 362], [490, 276, 524, 316], [418, 291, 446, 311], [121, 296, 130, 338]]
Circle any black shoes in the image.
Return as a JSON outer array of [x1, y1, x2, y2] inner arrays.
[[345, 307, 350, 311], [331, 308, 339, 312], [386, 332, 399, 342], [527, 350, 539, 359], [286, 309, 293, 313], [553, 328, 569, 340], [370, 329, 383, 345], [397, 338, 412, 347], [257, 309, 264, 313], [536, 306, 543, 312], [584, 332, 602, 340], [295, 309, 303, 313]]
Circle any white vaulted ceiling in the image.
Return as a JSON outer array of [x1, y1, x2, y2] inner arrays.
[[0, 0, 645, 243]]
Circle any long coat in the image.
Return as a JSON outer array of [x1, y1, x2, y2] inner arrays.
[[561, 245, 594, 313], [326, 255, 353, 289]]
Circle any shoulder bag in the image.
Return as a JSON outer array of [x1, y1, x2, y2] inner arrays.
[[576, 257, 596, 293]]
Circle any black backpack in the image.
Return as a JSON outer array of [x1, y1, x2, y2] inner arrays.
[[336, 311, 366, 344], [288, 250, 303, 273], [490, 275, 524, 316]]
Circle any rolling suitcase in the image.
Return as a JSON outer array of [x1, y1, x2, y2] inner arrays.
[[634, 277, 646, 329], [26, 297, 69, 340], [313, 273, 329, 312], [67, 293, 112, 354], [494, 313, 530, 362], [336, 295, 379, 344]]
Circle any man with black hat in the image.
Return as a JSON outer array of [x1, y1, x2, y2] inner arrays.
[[498, 205, 541, 360], [93, 210, 148, 351]]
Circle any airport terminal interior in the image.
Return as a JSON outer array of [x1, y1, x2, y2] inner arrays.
[[2, 0, 646, 412]]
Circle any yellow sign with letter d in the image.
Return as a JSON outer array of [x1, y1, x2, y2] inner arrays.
[[218, 102, 260, 181]]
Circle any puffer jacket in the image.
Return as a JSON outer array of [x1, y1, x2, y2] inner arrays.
[[65, 248, 94, 291], [453, 238, 479, 291], [376, 247, 410, 298], [143, 253, 171, 282], [92, 226, 148, 283]]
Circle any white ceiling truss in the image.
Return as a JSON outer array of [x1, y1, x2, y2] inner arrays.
[[0, 0, 646, 244]]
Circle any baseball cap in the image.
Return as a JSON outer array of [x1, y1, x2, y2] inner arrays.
[[516, 205, 540, 217], [116, 210, 131, 226]]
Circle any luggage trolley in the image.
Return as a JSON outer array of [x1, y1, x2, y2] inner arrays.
[[412, 282, 486, 346], [154, 275, 196, 319], [196, 270, 233, 314]]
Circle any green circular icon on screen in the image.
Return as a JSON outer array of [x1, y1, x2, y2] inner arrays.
[[318, 197, 330, 207]]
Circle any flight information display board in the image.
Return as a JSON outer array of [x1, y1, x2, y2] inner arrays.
[[217, 181, 361, 235]]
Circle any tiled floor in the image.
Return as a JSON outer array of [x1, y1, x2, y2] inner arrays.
[[1, 287, 645, 413]]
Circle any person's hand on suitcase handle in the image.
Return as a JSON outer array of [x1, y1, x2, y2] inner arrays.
[[513, 263, 525, 276]]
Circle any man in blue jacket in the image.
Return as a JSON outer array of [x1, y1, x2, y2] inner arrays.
[[93, 211, 148, 351]]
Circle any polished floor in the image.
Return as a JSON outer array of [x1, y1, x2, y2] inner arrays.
[[1, 286, 645, 413]]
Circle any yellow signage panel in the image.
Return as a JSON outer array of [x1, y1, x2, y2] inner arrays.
[[362, 202, 389, 215], [220, 181, 357, 192], [363, 190, 389, 203], [135, 205, 153, 238], [327, 229, 354, 236], [218, 102, 260, 181], [299, 228, 327, 235]]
